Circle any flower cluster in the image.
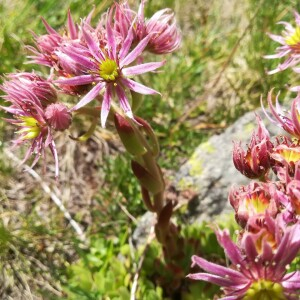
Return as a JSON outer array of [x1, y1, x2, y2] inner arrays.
[[188, 11, 300, 299], [1, 1, 181, 177]]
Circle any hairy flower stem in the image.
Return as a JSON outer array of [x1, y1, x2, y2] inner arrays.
[[115, 112, 185, 270]]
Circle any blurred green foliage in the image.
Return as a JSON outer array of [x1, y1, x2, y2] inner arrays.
[[65, 217, 238, 300]]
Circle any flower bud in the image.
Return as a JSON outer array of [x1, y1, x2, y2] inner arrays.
[[233, 116, 272, 179], [45, 103, 72, 131], [136, 2, 181, 54], [2, 72, 57, 107], [114, 113, 146, 156]]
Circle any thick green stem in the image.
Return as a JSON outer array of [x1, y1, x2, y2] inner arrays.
[[113, 108, 184, 268]]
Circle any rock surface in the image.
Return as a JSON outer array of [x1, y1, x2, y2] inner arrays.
[[174, 109, 282, 223]]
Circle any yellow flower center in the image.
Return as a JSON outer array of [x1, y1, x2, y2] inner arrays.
[[245, 192, 269, 214], [99, 58, 119, 81], [286, 27, 300, 46], [243, 280, 286, 300], [277, 148, 300, 163], [17, 116, 41, 140]]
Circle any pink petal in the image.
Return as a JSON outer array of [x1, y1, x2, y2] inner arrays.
[[49, 139, 59, 179], [122, 61, 165, 76], [120, 34, 152, 68], [115, 84, 132, 118], [57, 47, 95, 69], [121, 78, 160, 95], [67, 9, 78, 39], [118, 24, 134, 60], [85, 7, 95, 24], [55, 75, 96, 86], [106, 9, 117, 60], [71, 82, 105, 111], [215, 229, 244, 266], [101, 84, 112, 128], [187, 273, 234, 287], [191, 255, 246, 281], [282, 271, 300, 290], [41, 17, 58, 35], [82, 26, 104, 61]]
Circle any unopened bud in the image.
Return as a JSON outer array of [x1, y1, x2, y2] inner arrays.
[[114, 113, 146, 156], [45, 103, 72, 131]]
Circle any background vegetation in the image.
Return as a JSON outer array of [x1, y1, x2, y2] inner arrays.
[[0, 0, 299, 299]]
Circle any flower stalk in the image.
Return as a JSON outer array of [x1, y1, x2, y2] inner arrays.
[[114, 111, 184, 268]]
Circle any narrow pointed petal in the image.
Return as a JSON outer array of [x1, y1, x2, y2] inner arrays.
[[123, 61, 165, 76], [106, 9, 117, 60], [215, 229, 244, 265], [191, 255, 246, 280], [82, 26, 104, 60], [282, 272, 300, 289], [41, 17, 58, 35], [120, 34, 152, 68], [101, 84, 112, 128], [67, 9, 78, 39], [57, 47, 95, 69], [71, 82, 105, 111], [115, 84, 132, 116], [187, 273, 234, 287], [118, 24, 134, 60], [86, 6, 95, 24], [243, 235, 258, 261], [121, 78, 160, 95], [55, 75, 96, 86], [49, 140, 59, 179]]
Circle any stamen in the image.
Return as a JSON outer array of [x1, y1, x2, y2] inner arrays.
[[99, 58, 119, 81]]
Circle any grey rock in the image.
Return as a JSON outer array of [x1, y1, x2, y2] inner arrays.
[[132, 211, 156, 246], [174, 109, 283, 223]]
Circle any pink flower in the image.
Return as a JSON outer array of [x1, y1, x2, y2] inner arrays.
[[229, 182, 279, 228], [112, 1, 136, 42], [265, 11, 300, 74], [1, 75, 66, 178], [27, 9, 93, 68], [1, 72, 57, 107], [233, 115, 273, 179], [136, 1, 181, 54], [55, 11, 165, 127], [263, 90, 300, 140], [275, 162, 300, 220], [109, 1, 181, 54], [271, 143, 300, 175], [2, 100, 59, 178], [187, 219, 300, 300]]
